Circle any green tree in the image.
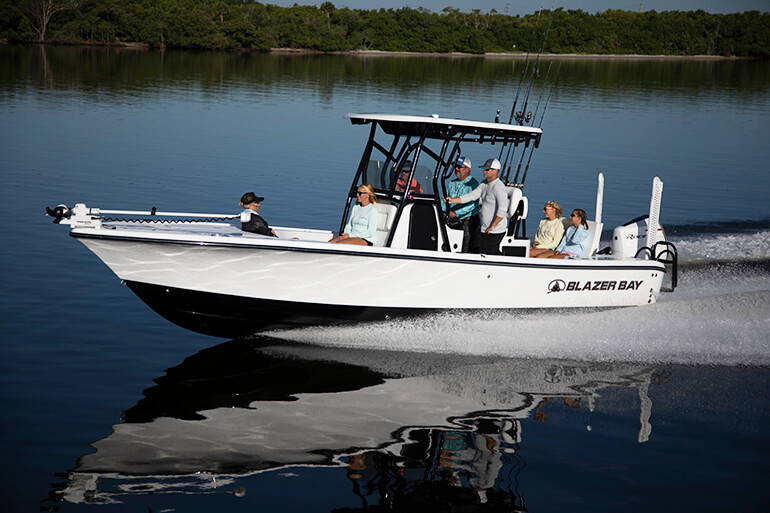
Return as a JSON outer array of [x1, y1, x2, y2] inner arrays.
[[0, 2, 768, 58]]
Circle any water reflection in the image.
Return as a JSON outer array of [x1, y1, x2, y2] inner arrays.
[[52, 338, 669, 507], [3, 45, 768, 106]]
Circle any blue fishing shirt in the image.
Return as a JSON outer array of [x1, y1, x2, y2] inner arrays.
[[444, 176, 480, 219]]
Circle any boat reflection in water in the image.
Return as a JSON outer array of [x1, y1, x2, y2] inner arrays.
[[54, 338, 668, 508]]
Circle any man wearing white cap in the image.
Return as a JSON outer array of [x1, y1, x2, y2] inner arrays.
[[446, 158, 508, 255], [443, 156, 481, 253]]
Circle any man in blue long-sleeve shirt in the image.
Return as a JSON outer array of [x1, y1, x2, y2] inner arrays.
[[444, 157, 481, 253]]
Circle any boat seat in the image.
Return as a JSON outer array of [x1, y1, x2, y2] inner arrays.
[[506, 187, 523, 218], [582, 220, 603, 258], [499, 187, 529, 256], [504, 187, 528, 238], [372, 201, 397, 246]]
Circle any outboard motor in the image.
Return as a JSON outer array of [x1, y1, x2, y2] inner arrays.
[[611, 176, 678, 292], [611, 216, 666, 258]]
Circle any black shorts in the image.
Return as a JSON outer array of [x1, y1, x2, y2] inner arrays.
[[365, 240, 373, 246]]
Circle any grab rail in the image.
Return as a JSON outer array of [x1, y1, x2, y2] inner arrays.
[[96, 208, 236, 219], [635, 241, 678, 292]]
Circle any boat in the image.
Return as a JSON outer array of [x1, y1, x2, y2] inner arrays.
[[47, 112, 678, 338]]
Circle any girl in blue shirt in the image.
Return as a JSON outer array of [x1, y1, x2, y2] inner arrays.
[[545, 209, 590, 259]]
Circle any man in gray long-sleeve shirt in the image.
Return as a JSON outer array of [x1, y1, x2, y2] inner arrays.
[[446, 158, 508, 255]]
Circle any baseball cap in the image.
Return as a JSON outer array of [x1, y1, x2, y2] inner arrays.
[[480, 158, 501, 170], [455, 156, 472, 168], [240, 192, 264, 205]]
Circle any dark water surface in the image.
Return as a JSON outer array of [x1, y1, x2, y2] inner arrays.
[[1, 45, 769, 512]]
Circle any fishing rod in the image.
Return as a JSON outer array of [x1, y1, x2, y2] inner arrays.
[[537, 61, 560, 128], [518, 140, 538, 186], [529, 60, 554, 126], [506, 62, 550, 184], [519, 65, 560, 186], [506, 4, 554, 183], [509, 149, 525, 186], [507, 3, 544, 125], [500, 138, 519, 183], [516, 1, 555, 126], [501, 4, 547, 181], [514, 62, 561, 185]]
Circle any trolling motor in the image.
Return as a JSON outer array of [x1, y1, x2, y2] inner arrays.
[[45, 203, 103, 229], [46, 203, 238, 229], [45, 204, 71, 224]]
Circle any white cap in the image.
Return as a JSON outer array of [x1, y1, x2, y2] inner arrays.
[[455, 156, 472, 168]]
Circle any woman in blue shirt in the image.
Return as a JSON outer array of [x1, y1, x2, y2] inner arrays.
[[329, 184, 379, 246], [543, 209, 589, 259]]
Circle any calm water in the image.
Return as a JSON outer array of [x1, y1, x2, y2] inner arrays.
[[1, 45, 769, 512]]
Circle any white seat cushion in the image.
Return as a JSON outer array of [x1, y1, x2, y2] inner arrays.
[[372, 202, 397, 246], [374, 202, 396, 230], [582, 220, 603, 258]]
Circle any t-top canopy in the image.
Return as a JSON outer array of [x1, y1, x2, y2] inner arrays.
[[346, 113, 542, 143]]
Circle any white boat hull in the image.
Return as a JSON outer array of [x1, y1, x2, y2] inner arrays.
[[73, 225, 665, 337]]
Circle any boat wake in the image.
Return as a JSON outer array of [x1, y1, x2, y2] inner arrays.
[[667, 223, 770, 263], [268, 252, 770, 367]]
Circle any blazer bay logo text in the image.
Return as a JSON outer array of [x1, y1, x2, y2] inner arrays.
[[548, 279, 644, 293]]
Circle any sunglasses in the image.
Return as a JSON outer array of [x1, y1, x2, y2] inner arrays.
[[570, 213, 579, 217], [543, 207, 554, 211], [356, 191, 368, 196]]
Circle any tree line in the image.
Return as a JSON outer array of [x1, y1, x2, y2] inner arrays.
[[1, 1, 768, 58]]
